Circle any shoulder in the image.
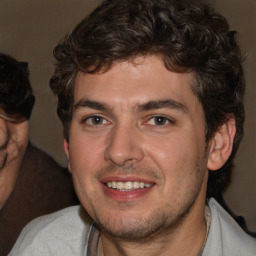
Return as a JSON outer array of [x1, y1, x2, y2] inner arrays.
[[9, 206, 93, 256], [20, 143, 69, 183], [22, 143, 64, 172], [203, 198, 256, 256], [18, 143, 78, 206]]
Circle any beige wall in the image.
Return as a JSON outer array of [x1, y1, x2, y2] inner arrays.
[[0, 0, 255, 231], [0, 0, 101, 165]]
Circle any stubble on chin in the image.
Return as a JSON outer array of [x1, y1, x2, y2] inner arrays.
[[88, 154, 208, 243]]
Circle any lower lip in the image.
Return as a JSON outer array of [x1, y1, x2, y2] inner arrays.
[[102, 184, 154, 201]]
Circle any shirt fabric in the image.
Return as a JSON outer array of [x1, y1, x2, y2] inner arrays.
[[8, 198, 256, 256]]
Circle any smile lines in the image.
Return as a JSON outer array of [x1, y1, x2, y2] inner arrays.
[[106, 181, 153, 191]]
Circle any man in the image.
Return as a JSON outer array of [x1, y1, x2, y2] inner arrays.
[[0, 53, 78, 256], [9, 0, 256, 255], [0, 55, 34, 210]]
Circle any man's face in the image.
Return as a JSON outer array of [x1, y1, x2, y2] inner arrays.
[[0, 111, 29, 208], [65, 55, 211, 240]]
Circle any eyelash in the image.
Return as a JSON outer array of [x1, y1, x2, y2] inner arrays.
[[82, 115, 110, 126], [81, 115, 174, 127], [145, 116, 174, 126]]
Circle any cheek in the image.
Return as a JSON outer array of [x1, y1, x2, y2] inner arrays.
[[147, 134, 195, 167], [20, 132, 29, 156], [145, 133, 204, 185], [9, 121, 29, 159], [68, 135, 108, 210], [69, 134, 106, 175]]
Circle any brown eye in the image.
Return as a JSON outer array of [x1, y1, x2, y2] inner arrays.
[[85, 115, 108, 125], [147, 116, 170, 126], [153, 116, 168, 125], [92, 116, 103, 125]]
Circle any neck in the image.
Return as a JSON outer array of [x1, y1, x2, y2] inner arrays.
[[98, 198, 207, 256]]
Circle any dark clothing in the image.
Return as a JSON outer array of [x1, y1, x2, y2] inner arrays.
[[0, 143, 78, 256]]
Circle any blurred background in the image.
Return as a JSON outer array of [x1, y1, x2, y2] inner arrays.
[[0, 0, 255, 231]]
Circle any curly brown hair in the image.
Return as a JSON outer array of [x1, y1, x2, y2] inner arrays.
[[50, 0, 245, 197]]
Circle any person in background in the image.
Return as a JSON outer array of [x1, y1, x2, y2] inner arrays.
[[9, 0, 256, 255], [0, 53, 78, 256]]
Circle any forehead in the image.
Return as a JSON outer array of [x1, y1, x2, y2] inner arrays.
[[73, 55, 198, 108]]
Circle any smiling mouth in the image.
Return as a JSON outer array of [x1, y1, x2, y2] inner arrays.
[[105, 181, 153, 191]]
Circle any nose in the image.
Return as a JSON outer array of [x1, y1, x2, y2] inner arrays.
[[104, 123, 144, 167]]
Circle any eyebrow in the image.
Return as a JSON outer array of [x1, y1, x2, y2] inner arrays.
[[74, 99, 111, 112], [74, 99, 187, 113], [136, 99, 188, 113]]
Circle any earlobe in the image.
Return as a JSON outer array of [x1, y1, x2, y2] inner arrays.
[[207, 117, 236, 171], [64, 139, 72, 173]]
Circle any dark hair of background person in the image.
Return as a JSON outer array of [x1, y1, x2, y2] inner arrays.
[[0, 53, 35, 120], [49, 0, 245, 198]]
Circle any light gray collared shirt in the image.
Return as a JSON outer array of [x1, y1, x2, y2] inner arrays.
[[9, 199, 256, 256]]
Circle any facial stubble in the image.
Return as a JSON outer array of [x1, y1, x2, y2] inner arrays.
[[87, 155, 208, 243]]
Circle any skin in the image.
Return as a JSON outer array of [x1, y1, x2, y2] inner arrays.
[[0, 112, 29, 209], [64, 55, 236, 256]]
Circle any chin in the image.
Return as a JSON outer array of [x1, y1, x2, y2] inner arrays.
[[96, 211, 171, 241]]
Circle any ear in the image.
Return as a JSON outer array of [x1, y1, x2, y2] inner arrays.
[[64, 139, 72, 173], [207, 117, 236, 171]]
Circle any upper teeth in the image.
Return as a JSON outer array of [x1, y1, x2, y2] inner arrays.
[[106, 181, 152, 190]]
